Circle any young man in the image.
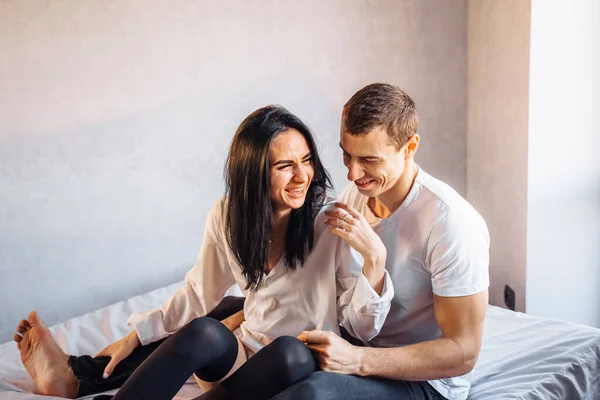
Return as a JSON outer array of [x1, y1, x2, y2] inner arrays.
[[281, 83, 490, 400]]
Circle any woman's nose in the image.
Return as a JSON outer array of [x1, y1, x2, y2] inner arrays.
[[293, 165, 310, 182]]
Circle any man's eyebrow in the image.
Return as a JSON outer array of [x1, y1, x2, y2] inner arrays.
[[338, 143, 380, 160]]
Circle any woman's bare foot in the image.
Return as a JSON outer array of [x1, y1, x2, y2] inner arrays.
[[13, 311, 78, 398]]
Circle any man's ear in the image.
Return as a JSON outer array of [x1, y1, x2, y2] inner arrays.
[[405, 134, 420, 158]]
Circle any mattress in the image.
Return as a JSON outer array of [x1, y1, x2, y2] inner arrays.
[[1, 281, 599, 400]]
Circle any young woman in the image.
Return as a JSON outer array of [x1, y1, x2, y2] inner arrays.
[[15, 105, 393, 399]]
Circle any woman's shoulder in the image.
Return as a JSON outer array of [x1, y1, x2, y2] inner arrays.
[[312, 197, 337, 237], [204, 197, 228, 237]]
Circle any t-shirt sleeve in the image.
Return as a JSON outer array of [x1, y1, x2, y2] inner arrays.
[[427, 208, 490, 297]]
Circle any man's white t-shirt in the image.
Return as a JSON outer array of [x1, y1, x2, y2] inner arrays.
[[339, 166, 490, 400]]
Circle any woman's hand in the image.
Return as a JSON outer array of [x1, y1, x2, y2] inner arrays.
[[325, 202, 387, 294], [221, 310, 245, 332], [95, 330, 141, 378]]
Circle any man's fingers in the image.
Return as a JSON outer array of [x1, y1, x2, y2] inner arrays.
[[302, 330, 331, 345], [297, 332, 308, 342], [307, 344, 327, 354]]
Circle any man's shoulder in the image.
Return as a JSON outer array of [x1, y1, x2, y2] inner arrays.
[[415, 176, 488, 252], [416, 170, 484, 225]]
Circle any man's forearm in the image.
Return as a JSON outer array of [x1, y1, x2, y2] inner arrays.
[[358, 337, 478, 381]]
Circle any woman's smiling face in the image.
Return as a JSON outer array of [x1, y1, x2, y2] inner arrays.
[[269, 129, 315, 213]]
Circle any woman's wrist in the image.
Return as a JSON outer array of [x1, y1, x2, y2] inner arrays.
[[362, 247, 387, 295], [363, 246, 387, 270], [128, 330, 141, 347]]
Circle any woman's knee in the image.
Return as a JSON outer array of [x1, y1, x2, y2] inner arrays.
[[266, 336, 317, 378], [171, 317, 233, 357]]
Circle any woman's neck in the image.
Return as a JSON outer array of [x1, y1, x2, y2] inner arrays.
[[272, 208, 291, 238], [266, 208, 291, 272]]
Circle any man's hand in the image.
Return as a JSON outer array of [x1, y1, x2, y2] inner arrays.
[[298, 330, 364, 375]]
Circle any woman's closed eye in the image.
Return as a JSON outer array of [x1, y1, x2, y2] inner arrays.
[[277, 164, 293, 171]]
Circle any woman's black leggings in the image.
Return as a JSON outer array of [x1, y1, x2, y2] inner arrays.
[[72, 296, 246, 398], [110, 317, 317, 400]]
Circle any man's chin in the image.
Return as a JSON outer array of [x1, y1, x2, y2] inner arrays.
[[355, 185, 379, 197]]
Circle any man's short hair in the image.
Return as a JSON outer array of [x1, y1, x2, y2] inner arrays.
[[342, 83, 419, 149]]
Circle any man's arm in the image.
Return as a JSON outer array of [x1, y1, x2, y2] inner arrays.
[[300, 290, 487, 380], [358, 290, 487, 380]]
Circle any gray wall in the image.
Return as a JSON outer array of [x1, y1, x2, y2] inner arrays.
[[467, 0, 531, 312], [0, 0, 467, 342]]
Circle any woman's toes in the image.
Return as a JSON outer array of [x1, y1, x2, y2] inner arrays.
[[13, 333, 23, 343], [18, 319, 31, 332], [27, 311, 42, 327]]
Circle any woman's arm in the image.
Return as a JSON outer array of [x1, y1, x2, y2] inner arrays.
[[327, 203, 394, 342], [128, 201, 237, 345]]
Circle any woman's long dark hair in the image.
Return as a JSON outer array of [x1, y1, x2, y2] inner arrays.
[[224, 105, 332, 290]]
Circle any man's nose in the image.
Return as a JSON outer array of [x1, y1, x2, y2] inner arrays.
[[347, 159, 363, 181]]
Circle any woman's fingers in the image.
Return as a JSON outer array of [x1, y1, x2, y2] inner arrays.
[[324, 210, 356, 225], [334, 202, 361, 219], [95, 346, 111, 358], [324, 219, 353, 233]]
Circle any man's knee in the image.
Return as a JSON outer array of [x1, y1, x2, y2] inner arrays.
[[275, 371, 335, 399]]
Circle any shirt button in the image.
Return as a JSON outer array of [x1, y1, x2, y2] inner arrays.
[[266, 298, 277, 311]]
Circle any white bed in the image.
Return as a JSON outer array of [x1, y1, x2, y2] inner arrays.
[[1, 282, 599, 400]]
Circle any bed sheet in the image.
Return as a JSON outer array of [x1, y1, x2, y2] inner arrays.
[[0, 281, 202, 400], [1, 282, 599, 400], [470, 306, 600, 399]]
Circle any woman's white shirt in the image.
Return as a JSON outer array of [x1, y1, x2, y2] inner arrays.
[[128, 199, 394, 348]]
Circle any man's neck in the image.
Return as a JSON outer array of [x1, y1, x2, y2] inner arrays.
[[372, 161, 418, 217]]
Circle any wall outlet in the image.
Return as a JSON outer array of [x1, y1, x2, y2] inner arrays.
[[504, 285, 516, 311]]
